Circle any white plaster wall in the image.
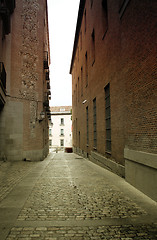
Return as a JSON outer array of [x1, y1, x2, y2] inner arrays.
[[49, 114, 72, 150]]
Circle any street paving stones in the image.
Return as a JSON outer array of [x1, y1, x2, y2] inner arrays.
[[0, 161, 38, 203], [0, 153, 157, 239]]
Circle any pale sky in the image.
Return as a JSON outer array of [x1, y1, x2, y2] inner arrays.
[[47, 0, 80, 107]]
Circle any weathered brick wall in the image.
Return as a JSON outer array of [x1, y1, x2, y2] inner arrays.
[[0, 0, 50, 161], [121, 0, 157, 154], [71, 0, 157, 165]]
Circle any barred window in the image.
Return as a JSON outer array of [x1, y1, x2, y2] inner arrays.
[[119, 0, 131, 19], [86, 106, 89, 145], [93, 98, 97, 148], [85, 52, 88, 87], [91, 29, 95, 65], [102, 0, 108, 39], [81, 67, 83, 96], [105, 84, 111, 152]]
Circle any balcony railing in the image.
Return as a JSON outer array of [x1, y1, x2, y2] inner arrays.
[[0, 62, 6, 91]]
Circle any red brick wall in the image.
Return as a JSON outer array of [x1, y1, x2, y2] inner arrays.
[[71, 0, 157, 165], [0, 0, 50, 160]]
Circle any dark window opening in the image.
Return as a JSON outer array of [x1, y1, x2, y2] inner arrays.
[[60, 118, 64, 125], [81, 67, 83, 96], [60, 139, 64, 147], [105, 83, 111, 153], [93, 98, 97, 148], [84, 9, 86, 33], [102, 0, 108, 39], [91, 29, 95, 66], [85, 51, 88, 87], [0, 62, 6, 91], [86, 106, 89, 145], [78, 77, 80, 102], [119, 0, 131, 19]]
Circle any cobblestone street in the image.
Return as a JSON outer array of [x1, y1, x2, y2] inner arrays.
[[0, 153, 157, 239]]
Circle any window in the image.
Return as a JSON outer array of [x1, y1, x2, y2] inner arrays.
[[105, 83, 111, 152], [91, 29, 95, 65], [76, 118, 77, 145], [73, 90, 75, 105], [86, 106, 89, 145], [81, 67, 83, 96], [77, 46, 79, 62], [60, 139, 64, 147], [119, 0, 131, 19], [84, 9, 86, 33], [49, 139, 52, 146], [78, 77, 80, 102], [76, 84, 77, 104], [60, 129, 64, 136], [60, 118, 64, 125], [93, 98, 97, 148], [85, 52, 88, 87], [80, 31, 82, 50], [0, 62, 6, 90], [102, 0, 108, 39], [49, 128, 52, 136], [79, 131, 80, 148]]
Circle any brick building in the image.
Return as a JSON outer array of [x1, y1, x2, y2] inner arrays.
[[70, 0, 157, 201], [0, 0, 51, 161], [49, 106, 72, 152]]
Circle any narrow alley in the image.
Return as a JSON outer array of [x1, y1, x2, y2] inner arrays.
[[0, 153, 157, 240]]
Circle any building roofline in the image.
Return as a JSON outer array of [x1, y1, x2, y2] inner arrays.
[[50, 112, 71, 116], [45, 0, 50, 65], [69, 0, 86, 74]]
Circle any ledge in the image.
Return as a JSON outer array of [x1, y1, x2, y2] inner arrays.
[[124, 148, 157, 170], [90, 151, 125, 178]]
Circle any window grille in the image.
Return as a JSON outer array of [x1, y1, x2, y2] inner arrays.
[[81, 67, 83, 96], [86, 106, 89, 145], [85, 52, 88, 87], [93, 98, 97, 148], [105, 84, 111, 152]]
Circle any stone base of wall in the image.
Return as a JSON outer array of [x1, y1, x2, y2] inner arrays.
[[73, 146, 157, 201], [0, 100, 23, 161], [73, 147, 88, 158], [124, 148, 157, 202], [89, 151, 125, 178], [23, 143, 49, 161], [73, 147, 125, 178]]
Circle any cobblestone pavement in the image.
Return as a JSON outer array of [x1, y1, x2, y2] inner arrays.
[[0, 161, 38, 202], [0, 153, 157, 239]]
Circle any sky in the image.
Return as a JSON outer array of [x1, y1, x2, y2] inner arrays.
[[47, 0, 80, 107]]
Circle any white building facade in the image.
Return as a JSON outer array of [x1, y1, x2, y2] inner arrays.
[[49, 106, 72, 152]]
